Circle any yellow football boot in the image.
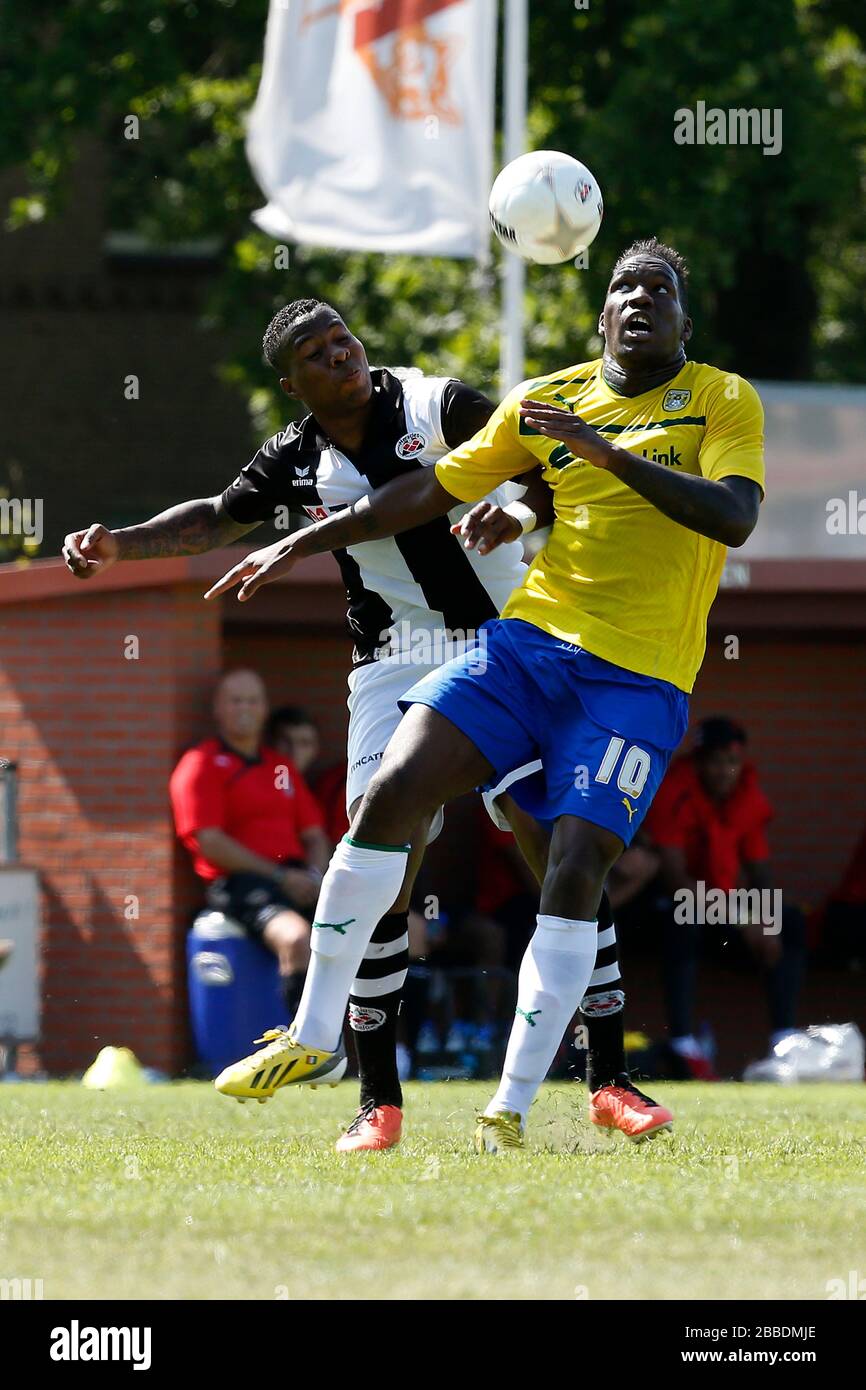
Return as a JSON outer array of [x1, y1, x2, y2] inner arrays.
[[473, 1110, 525, 1154], [214, 1025, 347, 1102]]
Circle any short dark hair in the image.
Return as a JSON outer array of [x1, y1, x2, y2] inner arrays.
[[262, 299, 341, 374], [610, 237, 690, 311], [266, 705, 318, 742], [694, 716, 746, 756]]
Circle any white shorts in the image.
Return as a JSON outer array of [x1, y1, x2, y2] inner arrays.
[[345, 656, 449, 843]]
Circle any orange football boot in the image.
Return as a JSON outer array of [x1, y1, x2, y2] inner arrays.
[[335, 1103, 403, 1153], [589, 1074, 674, 1142]]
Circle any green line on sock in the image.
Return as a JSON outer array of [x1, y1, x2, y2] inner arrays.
[[343, 834, 410, 853]]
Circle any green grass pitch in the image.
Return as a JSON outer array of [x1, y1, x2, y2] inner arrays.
[[2, 1081, 864, 1300]]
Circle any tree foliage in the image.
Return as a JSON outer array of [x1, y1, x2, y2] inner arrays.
[[2, 0, 865, 442]]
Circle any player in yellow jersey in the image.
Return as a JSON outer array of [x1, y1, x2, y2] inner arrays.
[[207, 238, 765, 1151]]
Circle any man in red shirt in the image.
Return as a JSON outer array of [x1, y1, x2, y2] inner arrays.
[[644, 716, 805, 1078], [170, 670, 332, 1014]]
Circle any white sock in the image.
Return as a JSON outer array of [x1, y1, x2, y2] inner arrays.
[[291, 837, 409, 1051], [486, 914, 598, 1123]]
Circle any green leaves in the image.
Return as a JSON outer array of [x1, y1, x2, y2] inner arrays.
[[2, 0, 865, 430]]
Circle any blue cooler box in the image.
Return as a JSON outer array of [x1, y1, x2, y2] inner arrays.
[[186, 911, 289, 1077]]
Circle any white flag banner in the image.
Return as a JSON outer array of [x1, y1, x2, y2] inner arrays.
[[246, 0, 496, 258]]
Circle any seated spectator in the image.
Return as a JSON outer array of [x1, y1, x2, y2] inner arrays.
[[266, 706, 351, 842], [266, 705, 321, 778], [170, 670, 332, 1016], [643, 716, 806, 1079]]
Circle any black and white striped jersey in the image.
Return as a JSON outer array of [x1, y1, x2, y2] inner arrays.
[[221, 367, 527, 665]]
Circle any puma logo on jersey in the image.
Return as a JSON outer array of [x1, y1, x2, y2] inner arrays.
[[621, 797, 637, 823]]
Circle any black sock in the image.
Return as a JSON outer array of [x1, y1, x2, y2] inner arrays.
[[349, 911, 408, 1110], [584, 1009, 628, 1091], [581, 890, 627, 1091]]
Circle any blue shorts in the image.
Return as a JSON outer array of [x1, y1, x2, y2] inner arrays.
[[399, 618, 689, 847]]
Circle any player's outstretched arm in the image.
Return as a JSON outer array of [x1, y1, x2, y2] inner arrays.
[[63, 497, 260, 579], [453, 466, 555, 555], [519, 399, 761, 547], [205, 467, 458, 601]]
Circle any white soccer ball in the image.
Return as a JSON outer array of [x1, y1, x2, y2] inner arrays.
[[488, 150, 604, 265]]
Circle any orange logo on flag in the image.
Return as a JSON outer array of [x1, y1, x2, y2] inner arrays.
[[302, 0, 464, 125]]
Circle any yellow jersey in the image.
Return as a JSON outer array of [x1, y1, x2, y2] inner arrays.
[[434, 358, 765, 693]]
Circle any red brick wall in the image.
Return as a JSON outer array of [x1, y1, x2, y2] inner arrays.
[[695, 628, 866, 907], [0, 583, 221, 1075], [222, 629, 352, 766]]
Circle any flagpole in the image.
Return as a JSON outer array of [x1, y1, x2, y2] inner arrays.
[[499, 0, 528, 395]]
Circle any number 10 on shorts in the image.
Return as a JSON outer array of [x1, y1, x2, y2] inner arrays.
[[592, 736, 651, 797]]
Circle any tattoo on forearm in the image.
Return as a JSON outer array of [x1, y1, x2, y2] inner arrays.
[[115, 500, 250, 559]]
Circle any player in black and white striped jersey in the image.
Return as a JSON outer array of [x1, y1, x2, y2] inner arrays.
[[211, 299, 671, 1148]]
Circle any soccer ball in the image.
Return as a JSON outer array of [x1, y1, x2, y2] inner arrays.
[[488, 150, 604, 265]]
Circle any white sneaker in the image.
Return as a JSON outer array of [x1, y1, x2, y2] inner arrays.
[[743, 1023, 865, 1083]]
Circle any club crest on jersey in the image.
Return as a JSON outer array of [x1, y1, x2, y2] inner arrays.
[[395, 430, 428, 459], [662, 388, 692, 412]]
